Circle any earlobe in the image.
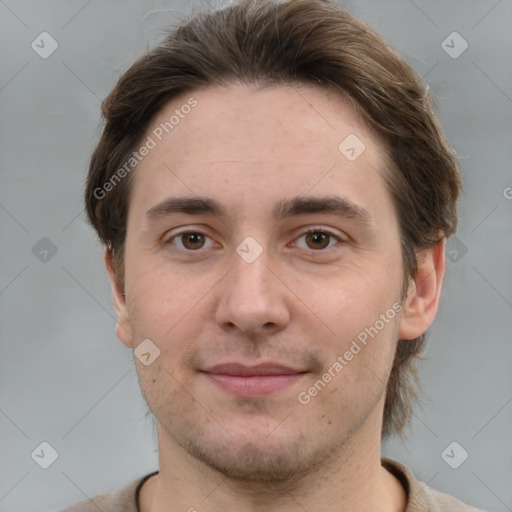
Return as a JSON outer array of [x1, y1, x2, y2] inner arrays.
[[398, 239, 446, 340], [104, 249, 134, 348]]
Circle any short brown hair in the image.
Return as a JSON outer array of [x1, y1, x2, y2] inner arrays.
[[85, 0, 461, 439]]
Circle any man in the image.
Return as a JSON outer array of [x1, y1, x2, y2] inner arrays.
[[62, 0, 481, 510]]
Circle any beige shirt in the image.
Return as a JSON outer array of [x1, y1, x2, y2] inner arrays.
[[60, 457, 483, 512]]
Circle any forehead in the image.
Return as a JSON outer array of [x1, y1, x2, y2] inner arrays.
[[150, 83, 375, 162], [129, 83, 393, 223]]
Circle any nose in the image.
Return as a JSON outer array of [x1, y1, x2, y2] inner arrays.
[[214, 248, 291, 336]]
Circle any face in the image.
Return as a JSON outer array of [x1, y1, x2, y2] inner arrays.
[[111, 83, 416, 481]]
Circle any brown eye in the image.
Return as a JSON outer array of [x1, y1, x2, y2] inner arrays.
[[305, 232, 331, 250], [167, 231, 216, 251], [180, 232, 206, 250], [294, 229, 342, 251]]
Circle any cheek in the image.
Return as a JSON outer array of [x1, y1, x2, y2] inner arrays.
[[124, 258, 219, 370], [297, 258, 402, 391], [126, 276, 170, 337], [127, 253, 193, 316], [125, 268, 204, 412], [305, 258, 401, 333]]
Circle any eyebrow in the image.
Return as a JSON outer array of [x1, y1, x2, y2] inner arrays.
[[273, 196, 372, 225], [145, 195, 372, 225], [145, 197, 226, 220]]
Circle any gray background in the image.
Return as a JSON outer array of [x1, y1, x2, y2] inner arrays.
[[1, 0, 511, 511]]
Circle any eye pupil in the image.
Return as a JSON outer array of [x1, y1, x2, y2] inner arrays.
[[183, 232, 205, 250], [306, 232, 329, 249]]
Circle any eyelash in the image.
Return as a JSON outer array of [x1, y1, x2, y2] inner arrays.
[[164, 227, 345, 252]]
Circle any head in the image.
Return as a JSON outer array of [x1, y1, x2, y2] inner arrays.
[[85, 0, 460, 478]]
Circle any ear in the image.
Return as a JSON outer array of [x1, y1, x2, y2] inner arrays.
[[398, 238, 446, 340], [104, 248, 134, 348]]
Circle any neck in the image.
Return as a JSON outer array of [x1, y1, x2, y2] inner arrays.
[[140, 419, 406, 512]]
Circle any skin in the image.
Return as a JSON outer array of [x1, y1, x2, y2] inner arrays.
[[106, 83, 445, 512]]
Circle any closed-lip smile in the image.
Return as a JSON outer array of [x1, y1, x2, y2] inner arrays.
[[201, 362, 308, 396]]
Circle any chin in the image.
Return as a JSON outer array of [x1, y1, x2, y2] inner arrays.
[[171, 419, 342, 483], [184, 437, 312, 482]]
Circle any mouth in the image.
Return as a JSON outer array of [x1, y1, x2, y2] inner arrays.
[[200, 363, 308, 397]]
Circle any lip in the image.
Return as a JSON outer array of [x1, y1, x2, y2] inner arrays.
[[201, 363, 307, 397]]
